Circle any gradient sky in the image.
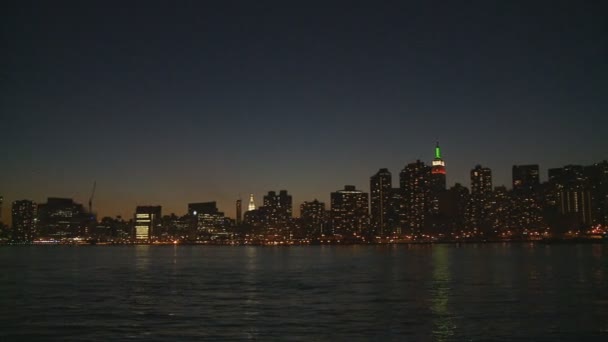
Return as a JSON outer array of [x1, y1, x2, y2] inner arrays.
[[2, 1, 607, 222]]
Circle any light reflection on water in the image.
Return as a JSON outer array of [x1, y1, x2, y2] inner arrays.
[[0, 243, 607, 341], [431, 245, 455, 341]]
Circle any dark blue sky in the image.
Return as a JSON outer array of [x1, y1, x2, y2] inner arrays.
[[2, 0, 607, 220]]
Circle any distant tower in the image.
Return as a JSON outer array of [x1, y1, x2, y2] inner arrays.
[[430, 142, 446, 191], [248, 194, 256, 211], [236, 199, 242, 225], [370, 168, 392, 236]]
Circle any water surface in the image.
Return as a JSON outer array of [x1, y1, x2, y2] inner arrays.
[[1, 243, 607, 340]]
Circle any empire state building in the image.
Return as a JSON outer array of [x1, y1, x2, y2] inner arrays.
[[431, 142, 446, 191]]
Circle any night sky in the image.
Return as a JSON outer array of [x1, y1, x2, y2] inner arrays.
[[2, 1, 607, 221]]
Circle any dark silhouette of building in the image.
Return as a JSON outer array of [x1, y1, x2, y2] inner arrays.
[[11, 200, 37, 242], [547, 165, 593, 228], [584, 161, 608, 226], [134, 205, 161, 241], [37, 198, 88, 239], [437, 183, 469, 235], [330, 185, 369, 236], [512, 164, 540, 193], [400, 160, 431, 235], [370, 168, 392, 236], [300, 199, 326, 236], [236, 199, 242, 226], [468, 165, 493, 233]]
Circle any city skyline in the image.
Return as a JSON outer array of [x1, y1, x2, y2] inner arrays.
[[2, 1, 607, 223], [2, 146, 606, 224]]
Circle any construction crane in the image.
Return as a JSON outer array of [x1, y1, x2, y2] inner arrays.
[[88, 181, 96, 214]]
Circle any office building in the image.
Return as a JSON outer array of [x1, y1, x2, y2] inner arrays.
[[134, 206, 161, 241], [12, 200, 37, 242], [370, 168, 392, 236], [330, 185, 369, 235], [400, 160, 431, 235]]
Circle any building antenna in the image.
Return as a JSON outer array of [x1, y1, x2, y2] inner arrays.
[[88, 181, 96, 214]]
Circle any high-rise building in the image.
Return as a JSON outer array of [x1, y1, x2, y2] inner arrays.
[[438, 183, 469, 234], [263, 190, 293, 225], [512, 165, 540, 193], [248, 194, 256, 211], [468, 165, 493, 232], [584, 161, 608, 226], [430, 142, 447, 192], [548, 165, 593, 227], [134, 206, 161, 241], [236, 199, 242, 225], [400, 160, 431, 235], [37, 198, 88, 238], [370, 168, 392, 236], [188, 202, 228, 235], [300, 199, 326, 236], [11, 200, 37, 242], [330, 185, 369, 235]]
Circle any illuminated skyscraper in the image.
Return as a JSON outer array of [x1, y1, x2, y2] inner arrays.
[[263, 190, 293, 225], [248, 194, 256, 211], [300, 199, 326, 235], [430, 142, 446, 192], [330, 185, 369, 235], [11, 200, 37, 242], [134, 206, 161, 241], [400, 160, 431, 235], [468, 165, 493, 232], [370, 168, 392, 236]]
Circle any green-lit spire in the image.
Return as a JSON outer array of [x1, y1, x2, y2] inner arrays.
[[435, 142, 441, 159]]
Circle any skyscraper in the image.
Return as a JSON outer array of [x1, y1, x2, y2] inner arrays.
[[469, 165, 493, 232], [370, 168, 392, 236], [236, 199, 242, 225], [330, 185, 369, 236], [263, 190, 293, 225], [248, 194, 256, 211], [430, 142, 447, 192], [134, 206, 161, 241], [37, 198, 88, 238], [188, 202, 227, 235], [512, 164, 540, 193], [300, 199, 326, 236], [11, 200, 37, 242], [548, 165, 593, 227], [400, 160, 431, 235]]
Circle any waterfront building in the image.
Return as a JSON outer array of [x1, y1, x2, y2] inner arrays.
[[37, 198, 88, 239], [370, 168, 392, 236], [330, 185, 369, 235], [512, 164, 540, 193], [236, 199, 242, 225], [300, 199, 326, 236], [468, 165, 493, 233], [134, 205, 161, 241], [400, 160, 431, 235], [11, 200, 37, 242]]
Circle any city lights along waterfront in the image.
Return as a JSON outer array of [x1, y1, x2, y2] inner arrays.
[[2, 143, 607, 245]]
